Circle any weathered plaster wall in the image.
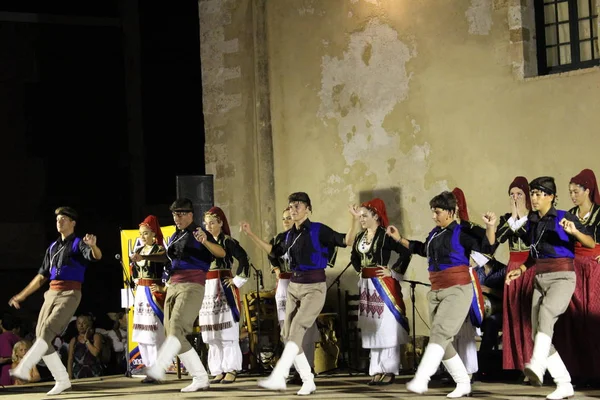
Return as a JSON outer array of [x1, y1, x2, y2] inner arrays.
[[200, 0, 600, 334]]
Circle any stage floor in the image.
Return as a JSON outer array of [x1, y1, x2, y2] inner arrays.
[[2, 373, 599, 399]]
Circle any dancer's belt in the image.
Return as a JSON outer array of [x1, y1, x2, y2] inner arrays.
[[291, 269, 326, 284], [508, 251, 530, 264], [534, 258, 574, 274], [206, 269, 232, 279], [428, 266, 470, 290], [279, 272, 292, 279], [137, 278, 162, 286], [361, 267, 381, 278], [50, 280, 81, 291]]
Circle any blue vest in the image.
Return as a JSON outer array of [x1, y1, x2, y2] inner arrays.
[[168, 235, 211, 272], [289, 222, 330, 271], [49, 238, 87, 282]]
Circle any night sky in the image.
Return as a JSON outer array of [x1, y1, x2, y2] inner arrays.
[[1, 0, 205, 329]]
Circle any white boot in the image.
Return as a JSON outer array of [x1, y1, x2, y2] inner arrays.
[[178, 348, 210, 392], [294, 352, 316, 396], [9, 338, 48, 381], [442, 354, 471, 398], [258, 341, 299, 391], [43, 352, 71, 395], [545, 352, 574, 399], [406, 343, 445, 394], [524, 332, 552, 387], [146, 336, 181, 382]]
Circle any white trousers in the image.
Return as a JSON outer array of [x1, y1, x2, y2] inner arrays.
[[207, 340, 242, 375], [139, 343, 158, 368], [369, 346, 401, 375]]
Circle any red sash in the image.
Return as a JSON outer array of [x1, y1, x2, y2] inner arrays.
[[574, 243, 600, 257], [509, 251, 529, 264]]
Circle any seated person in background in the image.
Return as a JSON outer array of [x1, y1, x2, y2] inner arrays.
[[67, 314, 104, 379], [12, 340, 41, 385], [0, 314, 21, 386], [473, 256, 506, 353], [106, 312, 128, 374]]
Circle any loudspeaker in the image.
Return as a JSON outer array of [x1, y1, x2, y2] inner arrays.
[[176, 175, 214, 225]]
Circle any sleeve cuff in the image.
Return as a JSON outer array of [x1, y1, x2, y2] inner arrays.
[[233, 275, 248, 288], [390, 271, 404, 282], [508, 216, 527, 231]]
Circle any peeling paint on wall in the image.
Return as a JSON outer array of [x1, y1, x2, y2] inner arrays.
[[317, 18, 448, 241], [466, 0, 493, 35]]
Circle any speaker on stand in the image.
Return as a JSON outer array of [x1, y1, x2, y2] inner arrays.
[[175, 175, 214, 224]]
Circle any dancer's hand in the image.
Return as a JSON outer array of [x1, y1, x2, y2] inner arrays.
[[240, 221, 253, 235], [193, 228, 208, 244], [559, 218, 578, 235], [130, 253, 143, 262], [83, 234, 97, 247], [510, 196, 518, 219], [348, 204, 361, 218], [376, 265, 391, 278], [483, 212, 497, 227], [386, 225, 402, 242], [224, 277, 234, 288], [8, 295, 23, 309], [505, 266, 525, 285]]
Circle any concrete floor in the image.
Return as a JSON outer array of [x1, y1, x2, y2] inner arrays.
[[1, 373, 599, 399]]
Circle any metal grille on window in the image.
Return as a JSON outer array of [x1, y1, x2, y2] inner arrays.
[[536, 0, 599, 75]]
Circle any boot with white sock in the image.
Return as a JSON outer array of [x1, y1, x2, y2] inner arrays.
[[524, 332, 552, 387], [146, 336, 182, 382], [545, 352, 574, 400], [442, 354, 471, 398], [178, 348, 210, 392], [9, 338, 48, 381], [406, 343, 445, 394], [43, 352, 71, 395], [294, 352, 316, 396], [258, 341, 299, 391]]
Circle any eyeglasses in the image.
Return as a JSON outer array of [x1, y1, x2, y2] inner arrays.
[[172, 211, 191, 217]]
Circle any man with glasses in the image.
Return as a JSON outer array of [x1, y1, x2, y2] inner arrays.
[[145, 198, 226, 392], [504, 176, 594, 400]]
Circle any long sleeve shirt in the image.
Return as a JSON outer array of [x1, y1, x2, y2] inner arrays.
[[270, 219, 346, 272], [166, 223, 217, 271], [495, 213, 530, 252], [568, 203, 600, 244], [351, 226, 412, 276], [513, 207, 589, 267], [408, 221, 492, 272]]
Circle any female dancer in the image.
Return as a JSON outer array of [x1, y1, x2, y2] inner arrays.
[[200, 206, 250, 384], [494, 177, 534, 373], [351, 198, 411, 385], [130, 215, 166, 383]]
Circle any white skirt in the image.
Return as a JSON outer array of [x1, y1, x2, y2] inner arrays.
[[358, 277, 409, 349], [132, 286, 165, 345], [200, 277, 239, 343]]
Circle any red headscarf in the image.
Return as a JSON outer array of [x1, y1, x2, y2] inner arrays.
[[205, 206, 231, 236], [139, 215, 164, 246], [451, 188, 469, 222], [571, 169, 600, 205], [508, 176, 532, 210], [361, 198, 389, 228]]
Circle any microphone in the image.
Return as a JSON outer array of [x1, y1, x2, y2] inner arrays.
[[115, 254, 121, 260], [258, 270, 264, 290], [116, 254, 135, 288]]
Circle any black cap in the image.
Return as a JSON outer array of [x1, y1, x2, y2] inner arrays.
[[55, 206, 78, 221], [169, 198, 194, 212], [288, 192, 312, 211]]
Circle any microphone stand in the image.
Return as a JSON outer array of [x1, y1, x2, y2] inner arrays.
[[116, 252, 134, 378], [404, 279, 431, 373], [249, 263, 264, 370]]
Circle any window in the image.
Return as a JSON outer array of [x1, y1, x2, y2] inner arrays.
[[535, 0, 599, 75]]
